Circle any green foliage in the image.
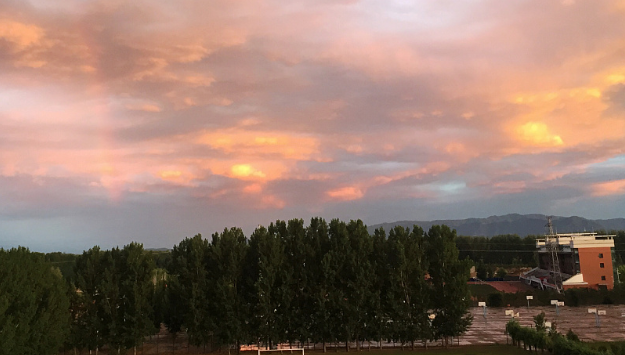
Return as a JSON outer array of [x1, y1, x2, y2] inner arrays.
[[533, 312, 547, 332], [487, 293, 503, 307], [455, 234, 537, 266], [0, 247, 70, 355], [44, 252, 77, 280], [72, 243, 155, 353], [3, 218, 481, 353], [476, 259, 488, 280], [168, 234, 211, 346], [427, 225, 473, 346], [495, 268, 507, 278], [209, 227, 249, 350], [386, 225, 429, 347], [566, 329, 580, 342], [508, 317, 605, 355]]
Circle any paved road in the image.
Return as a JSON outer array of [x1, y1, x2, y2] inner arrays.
[[460, 305, 625, 345]]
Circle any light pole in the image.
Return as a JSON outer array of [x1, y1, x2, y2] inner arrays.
[[551, 300, 563, 316], [526, 295, 533, 310], [588, 308, 605, 327], [479, 302, 487, 321]]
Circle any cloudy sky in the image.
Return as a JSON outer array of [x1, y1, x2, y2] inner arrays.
[[1, 0, 625, 252]]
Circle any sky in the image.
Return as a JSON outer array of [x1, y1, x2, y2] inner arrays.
[[1, 0, 625, 253]]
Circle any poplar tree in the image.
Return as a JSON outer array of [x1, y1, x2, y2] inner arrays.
[[210, 227, 249, 352], [73, 246, 107, 353], [426, 225, 473, 347], [305, 217, 333, 352], [0, 247, 70, 355], [345, 219, 373, 351], [117, 243, 155, 353], [283, 219, 310, 346], [168, 234, 211, 347], [368, 227, 388, 349], [247, 225, 285, 349]]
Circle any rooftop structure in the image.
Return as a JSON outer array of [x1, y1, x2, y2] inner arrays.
[[521, 231, 617, 291]]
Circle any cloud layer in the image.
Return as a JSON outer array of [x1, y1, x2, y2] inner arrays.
[[1, 0, 625, 252]]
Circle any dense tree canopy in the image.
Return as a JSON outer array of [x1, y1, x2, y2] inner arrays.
[[162, 218, 473, 352], [0, 247, 70, 355], [2, 218, 482, 353]]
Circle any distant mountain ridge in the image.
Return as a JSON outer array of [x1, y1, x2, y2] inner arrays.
[[367, 214, 625, 237]]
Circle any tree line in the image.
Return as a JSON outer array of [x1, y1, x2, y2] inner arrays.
[[158, 219, 472, 352], [455, 234, 537, 267], [0, 218, 474, 354]]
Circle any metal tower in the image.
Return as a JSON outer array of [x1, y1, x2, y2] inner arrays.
[[545, 216, 563, 293]]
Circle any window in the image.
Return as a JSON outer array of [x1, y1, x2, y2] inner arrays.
[[599, 253, 604, 258], [601, 276, 606, 281], [600, 263, 605, 268]]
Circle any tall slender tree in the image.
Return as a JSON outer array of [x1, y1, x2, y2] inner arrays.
[[210, 227, 249, 352], [0, 247, 70, 355], [247, 224, 285, 349], [73, 246, 107, 353], [368, 227, 388, 349], [426, 225, 473, 347], [168, 234, 212, 348], [345, 219, 373, 351], [305, 218, 333, 352], [117, 243, 155, 354]]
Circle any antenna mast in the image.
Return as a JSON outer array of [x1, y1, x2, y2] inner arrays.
[[545, 216, 563, 293]]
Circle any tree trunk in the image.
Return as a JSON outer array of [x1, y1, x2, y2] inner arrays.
[[323, 341, 326, 353]]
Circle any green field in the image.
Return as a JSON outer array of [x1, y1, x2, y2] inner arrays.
[[467, 283, 498, 297]]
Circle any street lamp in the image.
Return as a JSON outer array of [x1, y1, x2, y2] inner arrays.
[[551, 300, 563, 316], [588, 308, 605, 327], [479, 302, 487, 319]]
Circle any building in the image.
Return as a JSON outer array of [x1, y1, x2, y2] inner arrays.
[[521, 232, 617, 291]]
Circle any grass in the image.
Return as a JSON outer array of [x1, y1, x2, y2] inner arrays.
[[468, 283, 499, 297]]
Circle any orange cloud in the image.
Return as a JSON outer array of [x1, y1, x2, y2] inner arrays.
[[230, 164, 266, 179], [243, 183, 262, 194], [196, 128, 319, 160], [260, 195, 286, 209], [592, 179, 625, 197], [327, 186, 364, 201], [517, 122, 564, 147], [126, 103, 162, 112], [0, 20, 44, 51]]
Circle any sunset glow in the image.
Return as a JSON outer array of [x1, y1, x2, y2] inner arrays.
[[1, 0, 625, 252]]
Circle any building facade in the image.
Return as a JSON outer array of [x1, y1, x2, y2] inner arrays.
[[521, 233, 616, 291]]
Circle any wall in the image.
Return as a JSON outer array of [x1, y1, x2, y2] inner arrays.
[[577, 247, 614, 289]]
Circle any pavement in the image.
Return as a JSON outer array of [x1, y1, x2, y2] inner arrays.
[[460, 305, 625, 345]]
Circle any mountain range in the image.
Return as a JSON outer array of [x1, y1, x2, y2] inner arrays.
[[367, 214, 625, 237]]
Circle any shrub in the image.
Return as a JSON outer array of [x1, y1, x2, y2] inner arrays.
[[487, 292, 503, 307]]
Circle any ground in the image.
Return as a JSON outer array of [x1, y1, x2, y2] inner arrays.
[[65, 304, 625, 354], [467, 281, 534, 293]]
